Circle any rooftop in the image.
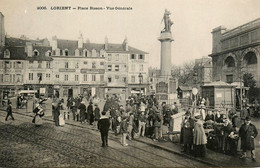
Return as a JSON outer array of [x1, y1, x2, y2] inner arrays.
[[56, 39, 148, 55]]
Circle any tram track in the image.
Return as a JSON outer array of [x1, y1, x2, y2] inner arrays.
[[0, 111, 207, 167]]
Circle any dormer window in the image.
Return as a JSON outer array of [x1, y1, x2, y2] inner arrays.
[[131, 54, 136, 59], [34, 50, 39, 56], [4, 49, 10, 58], [75, 49, 80, 56], [84, 50, 88, 57], [65, 49, 69, 56], [92, 49, 96, 57], [100, 49, 105, 58], [139, 54, 144, 60], [46, 50, 51, 57]]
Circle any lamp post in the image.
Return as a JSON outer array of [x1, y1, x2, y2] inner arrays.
[[138, 73, 143, 96], [193, 72, 198, 107]]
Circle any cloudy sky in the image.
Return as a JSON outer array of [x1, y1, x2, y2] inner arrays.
[[0, 0, 260, 68]]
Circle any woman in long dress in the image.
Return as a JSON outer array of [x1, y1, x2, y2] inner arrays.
[[193, 113, 207, 157], [54, 102, 61, 126]]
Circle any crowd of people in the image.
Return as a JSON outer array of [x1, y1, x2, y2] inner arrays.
[[180, 103, 258, 160], [50, 94, 259, 161]]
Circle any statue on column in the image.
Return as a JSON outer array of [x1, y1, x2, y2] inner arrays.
[[161, 9, 173, 32]]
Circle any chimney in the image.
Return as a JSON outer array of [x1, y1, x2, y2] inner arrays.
[[78, 34, 83, 48], [25, 42, 33, 57], [43, 38, 50, 46], [0, 12, 5, 47], [105, 36, 108, 50], [52, 36, 57, 50], [123, 36, 128, 51], [211, 26, 226, 54]]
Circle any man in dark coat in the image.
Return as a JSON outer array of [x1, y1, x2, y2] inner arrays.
[[5, 102, 14, 121], [54, 102, 61, 126], [93, 104, 101, 128], [78, 101, 86, 123], [87, 102, 94, 125], [180, 111, 194, 154], [98, 111, 110, 147], [152, 110, 162, 141], [240, 106, 249, 124], [239, 117, 258, 161]]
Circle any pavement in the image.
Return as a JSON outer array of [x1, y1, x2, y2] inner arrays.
[[1, 104, 260, 167], [0, 108, 207, 167]]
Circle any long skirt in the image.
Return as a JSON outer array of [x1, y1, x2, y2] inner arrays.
[[193, 144, 206, 157]]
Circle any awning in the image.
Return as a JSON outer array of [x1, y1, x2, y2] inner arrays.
[[131, 90, 143, 94], [18, 90, 37, 94]]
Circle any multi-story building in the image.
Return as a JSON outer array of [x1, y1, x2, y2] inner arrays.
[[194, 57, 212, 86], [0, 35, 51, 98], [210, 18, 260, 87], [51, 35, 106, 98], [0, 46, 26, 98], [0, 12, 4, 47], [51, 36, 149, 100], [148, 67, 161, 95], [23, 43, 53, 97], [127, 40, 149, 96], [0, 11, 149, 100], [105, 38, 128, 100]]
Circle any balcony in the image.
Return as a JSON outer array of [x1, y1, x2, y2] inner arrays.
[[59, 68, 76, 72]]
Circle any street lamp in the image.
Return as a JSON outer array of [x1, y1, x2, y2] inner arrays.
[[138, 73, 143, 95], [193, 72, 198, 107]]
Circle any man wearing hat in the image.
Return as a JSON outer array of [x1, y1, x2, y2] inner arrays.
[[98, 111, 110, 147], [87, 101, 94, 125], [5, 102, 14, 121], [180, 111, 194, 154], [152, 110, 162, 141], [239, 117, 258, 161], [93, 104, 101, 128]]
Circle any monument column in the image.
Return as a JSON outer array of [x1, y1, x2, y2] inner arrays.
[[158, 9, 174, 77], [158, 32, 173, 77]]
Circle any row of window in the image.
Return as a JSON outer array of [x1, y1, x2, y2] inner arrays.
[[224, 52, 258, 68], [106, 54, 145, 61], [28, 73, 51, 81], [53, 49, 105, 58], [55, 74, 104, 82], [1, 61, 23, 69], [2, 61, 51, 69], [0, 74, 23, 83], [107, 65, 125, 71], [28, 61, 51, 69], [107, 76, 127, 83], [131, 54, 144, 60], [106, 64, 144, 72], [107, 75, 143, 83], [64, 61, 104, 69]]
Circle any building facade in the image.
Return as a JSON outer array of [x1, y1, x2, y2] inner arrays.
[[210, 18, 260, 87], [51, 36, 106, 99], [194, 57, 212, 92], [0, 12, 149, 100]]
